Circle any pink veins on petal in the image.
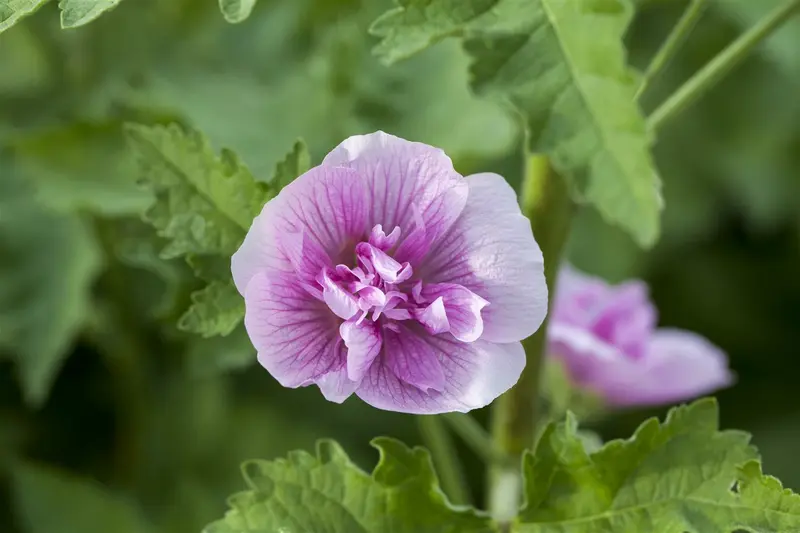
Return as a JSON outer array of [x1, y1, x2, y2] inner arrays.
[[231, 131, 547, 414]]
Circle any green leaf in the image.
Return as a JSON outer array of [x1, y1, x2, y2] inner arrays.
[[516, 398, 800, 532], [59, 0, 125, 28], [0, 171, 102, 406], [12, 462, 152, 533], [205, 438, 494, 533], [0, 0, 48, 35], [273, 138, 311, 190], [185, 325, 254, 376], [371, 0, 663, 247], [12, 122, 152, 216], [178, 280, 244, 337], [126, 123, 308, 338], [218, 0, 257, 23], [125, 122, 268, 259]]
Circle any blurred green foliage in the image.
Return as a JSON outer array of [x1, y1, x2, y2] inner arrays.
[[0, 0, 797, 532]]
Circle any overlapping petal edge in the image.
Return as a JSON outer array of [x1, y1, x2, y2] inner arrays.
[[231, 131, 547, 414]]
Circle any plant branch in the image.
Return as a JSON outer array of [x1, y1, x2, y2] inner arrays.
[[648, 0, 800, 131], [487, 153, 574, 519], [635, 0, 709, 100], [442, 413, 512, 467], [417, 416, 470, 505]]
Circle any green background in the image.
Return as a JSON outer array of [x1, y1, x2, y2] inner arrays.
[[0, 1, 798, 531]]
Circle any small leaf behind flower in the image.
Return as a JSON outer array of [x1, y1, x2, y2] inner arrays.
[[125, 124, 309, 342], [59, 0, 125, 29], [205, 438, 493, 533], [218, 0, 257, 23]]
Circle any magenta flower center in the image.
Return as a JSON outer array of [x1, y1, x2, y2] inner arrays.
[[317, 224, 487, 338]]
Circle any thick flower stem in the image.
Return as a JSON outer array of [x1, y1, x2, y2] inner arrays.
[[488, 154, 574, 520], [417, 416, 471, 505], [647, 0, 800, 131]]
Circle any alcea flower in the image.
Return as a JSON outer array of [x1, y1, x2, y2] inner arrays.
[[232, 132, 547, 414], [548, 266, 733, 407]]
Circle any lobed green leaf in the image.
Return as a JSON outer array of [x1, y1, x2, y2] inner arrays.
[[218, 0, 257, 23], [516, 398, 800, 532], [0, 0, 48, 35], [371, 0, 663, 247], [205, 438, 494, 533]]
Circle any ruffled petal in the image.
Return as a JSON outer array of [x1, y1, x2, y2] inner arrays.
[[243, 272, 343, 387], [356, 324, 525, 414], [413, 297, 450, 336], [420, 173, 546, 343], [421, 283, 488, 343], [319, 269, 359, 320], [340, 319, 382, 382], [316, 366, 359, 404], [383, 325, 446, 393], [322, 131, 468, 257], [595, 329, 734, 407]]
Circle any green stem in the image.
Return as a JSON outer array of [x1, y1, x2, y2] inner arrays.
[[647, 0, 800, 131], [635, 0, 709, 101], [442, 413, 511, 466], [417, 416, 470, 505], [487, 154, 574, 520]]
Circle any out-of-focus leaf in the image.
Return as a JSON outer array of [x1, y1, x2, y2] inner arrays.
[[205, 438, 493, 533], [178, 280, 243, 338], [185, 325, 254, 376], [12, 122, 152, 216], [517, 399, 800, 532], [0, 171, 102, 406], [371, 0, 662, 247], [59, 0, 125, 28], [273, 138, 311, 189], [0, 0, 48, 35], [12, 462, 152, 533], [218, 0, 257, 23], [0, 24, 50, 95]]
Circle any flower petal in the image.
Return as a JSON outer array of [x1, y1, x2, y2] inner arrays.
[[383, 324, 446, 393], [420, 173, 546, 343], [243, 272, 343, 388], [278, 229, 332, 288], [322, 131, 468, 257], [413, 297, 450, 336], [421, 283, 488, 343], [356, 324, 525, 414], [316, 366, 359, 403], [340, 319, 382, 382], [319, 269, 359, 320], [595, 329, 734, 407]]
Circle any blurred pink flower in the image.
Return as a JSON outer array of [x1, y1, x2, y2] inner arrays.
[[232, 132, 547, 414], [548, 266, 733, 407]]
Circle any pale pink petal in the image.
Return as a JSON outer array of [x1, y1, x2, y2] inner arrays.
[[316, 367, 359, 403], [413, 297, 450, 336], [369, 224, 401, 251], [383, 325, 446, 393], [243, 272, 343, 388], [319, 270, 359, 320], [340, 320, 382, 382], [322, 131, 468, 255], [421, 283, 488, 343], [356, 325, 525, 414], [596, 329, 734, 407], [278, 229, 332, 287], [232, 165, 367, 294], [420, 173, 546, 343]]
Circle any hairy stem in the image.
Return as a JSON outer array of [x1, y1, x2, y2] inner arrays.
[[488, 154, 574, 519], [648, 0, 800, 131], [635, 0, 709, 100], [417, 416, 470, 505]]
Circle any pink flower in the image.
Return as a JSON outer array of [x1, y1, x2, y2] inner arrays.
[[548, 266, 733, 407], [232, 132, 547, 414]]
